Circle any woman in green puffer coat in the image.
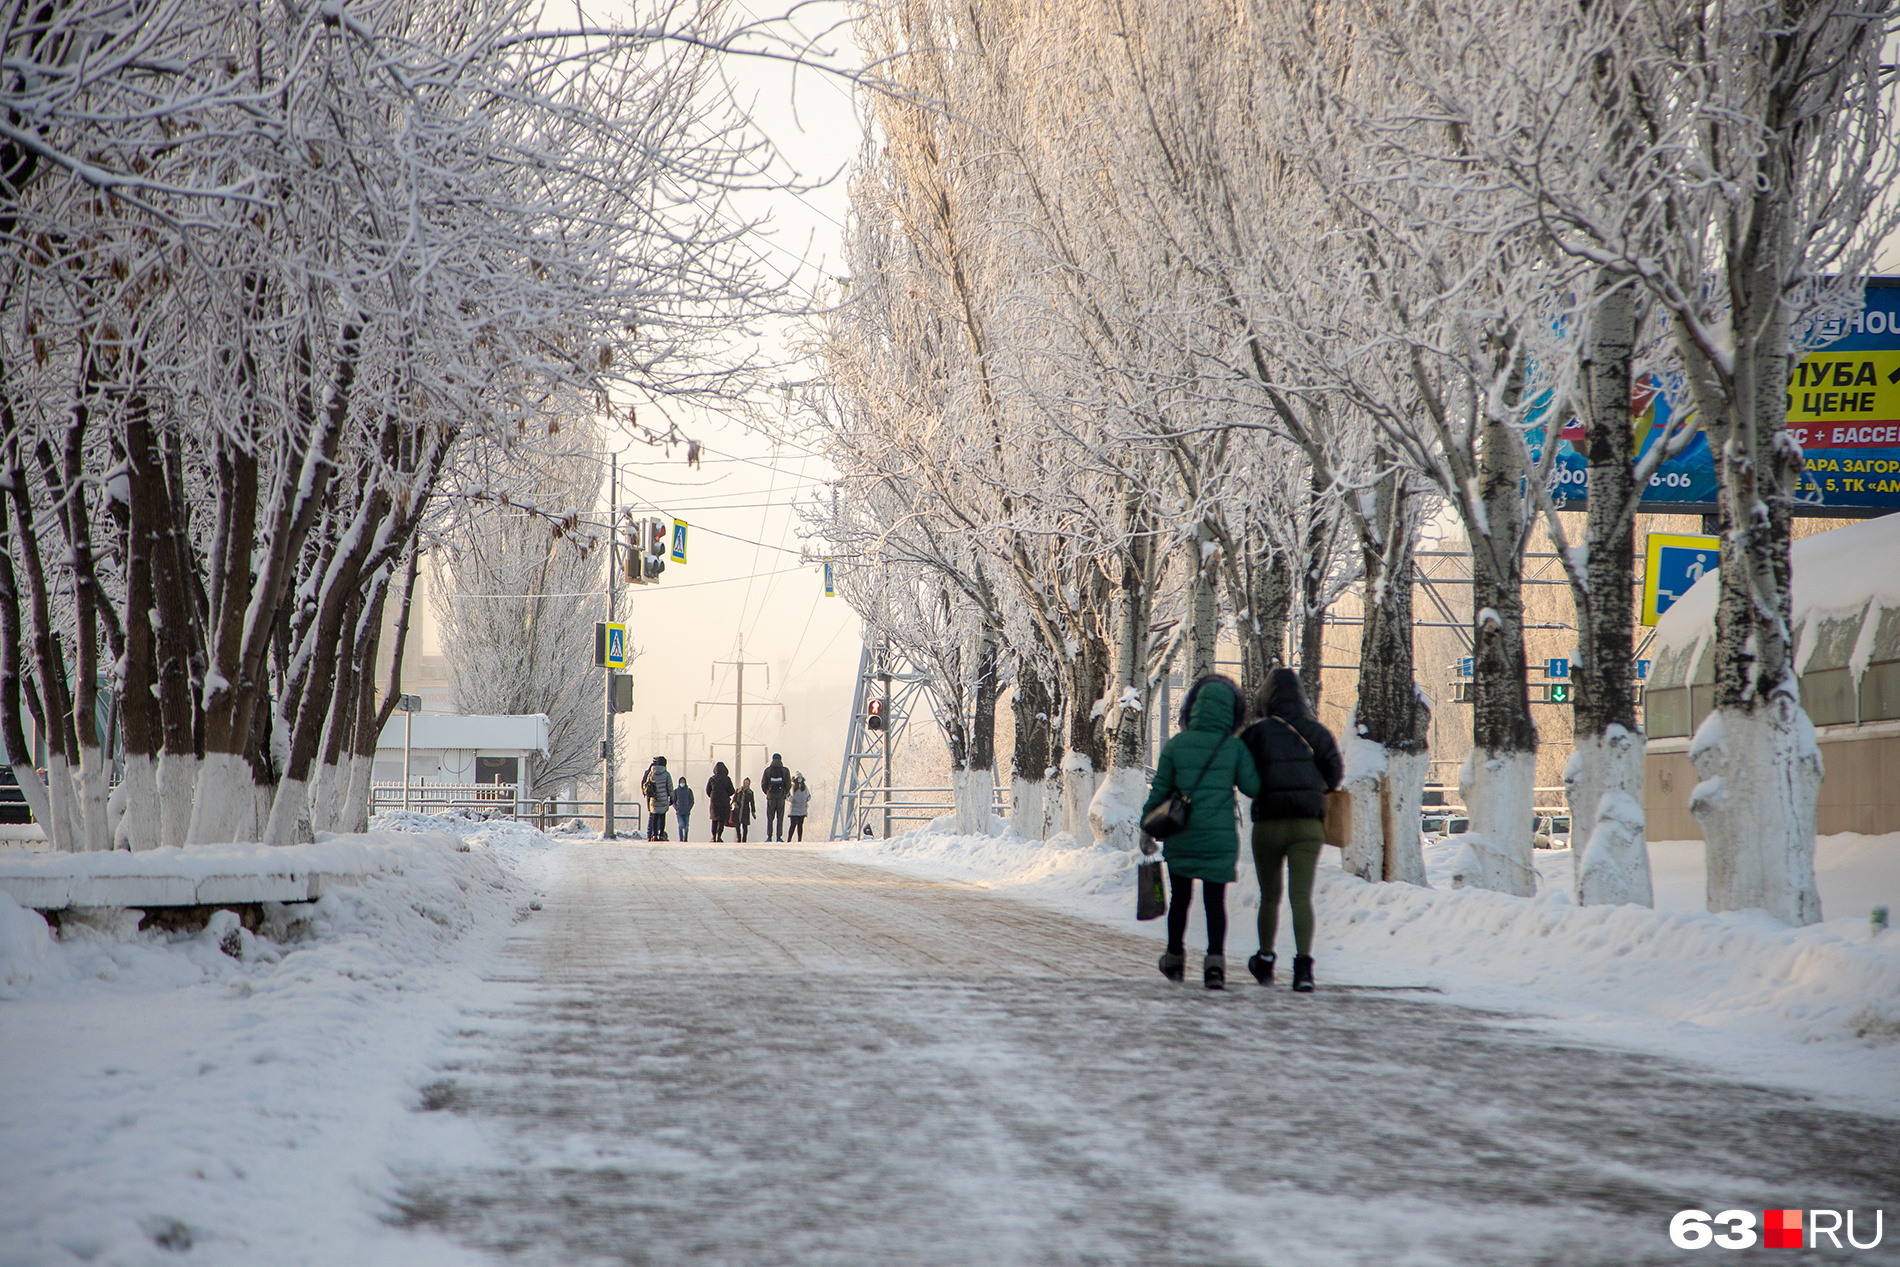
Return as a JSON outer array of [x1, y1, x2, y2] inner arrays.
[[1140, 674, 1259, 989]]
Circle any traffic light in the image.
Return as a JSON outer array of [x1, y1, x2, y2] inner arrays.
[[622, 522, 645, 585], [643, 516, 668, 581], [866, 698, 884, 731]]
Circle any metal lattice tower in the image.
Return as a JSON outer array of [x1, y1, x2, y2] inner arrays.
[[827, 641, 937, 840]]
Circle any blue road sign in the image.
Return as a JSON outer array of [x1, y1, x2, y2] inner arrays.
[[823, 560, 836, 598], [671, 520, 688, 564], [1652, 544, 1716, 621], [1636, 659, 1652, 680], [607, 624, 626, 668], [1547, 658, 1570, 679], [1459, 657, 1473, 678]]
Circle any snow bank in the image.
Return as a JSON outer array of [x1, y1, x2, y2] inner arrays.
[[0, 810, 559, 1265], [832, 826, 1900, 1111]]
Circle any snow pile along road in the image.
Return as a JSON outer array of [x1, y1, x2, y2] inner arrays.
[[0, 812, 557, 1267], [834, 820, 1900, 1110]]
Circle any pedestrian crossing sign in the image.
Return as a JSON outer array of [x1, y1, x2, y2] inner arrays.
[[671, 519, 688, 564], [595, 621, 628, 669], [823, 559, 835, 598]]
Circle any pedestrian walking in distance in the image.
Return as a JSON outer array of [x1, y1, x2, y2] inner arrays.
[[671, 773, 695, 843], [706, 762, 734, 843], [786, 775, 810, 842], [762, 753, 791, 841], [1140, 675, 1259, 989], [1240, 667, 1342, 993], [732, 777, 757, 844], [641, 756, 673, 841]]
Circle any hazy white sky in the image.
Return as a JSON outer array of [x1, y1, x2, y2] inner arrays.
[[603, 1, 867, 825]]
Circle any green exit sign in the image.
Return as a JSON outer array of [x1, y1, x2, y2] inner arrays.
[[1548, 682, 1573, 704]]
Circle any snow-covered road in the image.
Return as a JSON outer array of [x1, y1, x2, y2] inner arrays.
[[389, 842, 1899, 1265]]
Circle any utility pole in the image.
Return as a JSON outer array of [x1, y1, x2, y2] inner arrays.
[[604, 456, 620, 839], [668, 714, 708, 771], [696, 636, 778, 788]]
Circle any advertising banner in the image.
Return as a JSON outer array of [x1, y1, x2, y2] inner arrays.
[[1537, 278, 1900, 515]]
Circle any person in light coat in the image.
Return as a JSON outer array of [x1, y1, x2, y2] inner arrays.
[[641, 756, 673, 841], [786, 775, 811, 842]]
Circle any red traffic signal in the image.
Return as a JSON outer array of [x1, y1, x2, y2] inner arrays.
[[643, 515, 668, 580], [866, 698, 884, 731]]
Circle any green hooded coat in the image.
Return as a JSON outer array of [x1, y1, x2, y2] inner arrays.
[[1140, 682, 1260, 883]]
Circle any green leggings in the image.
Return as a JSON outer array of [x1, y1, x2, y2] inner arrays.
[[1252, 819, 1324, 957]]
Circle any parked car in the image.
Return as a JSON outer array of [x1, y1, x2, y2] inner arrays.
[[0, 766, 31, 824], [1420, 812, 1470, 842]]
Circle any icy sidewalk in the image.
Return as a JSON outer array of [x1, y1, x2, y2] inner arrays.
[[830, 823, 1900, 1114], [0, 813, 561, 1267], [393, 842, 1895, 1266]]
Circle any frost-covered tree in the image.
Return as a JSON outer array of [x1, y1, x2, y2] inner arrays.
[[431, 420, 609, 804], [0, 0, 783, 849]]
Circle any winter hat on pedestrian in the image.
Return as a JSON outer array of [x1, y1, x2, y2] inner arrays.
[[655, 755, 667, 766], [772, 753, 781, 761], [1256, 667, 1311, 721]]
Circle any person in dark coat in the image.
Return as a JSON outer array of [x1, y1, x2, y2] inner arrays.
[[706, 762, 734, 842], [1139, 674, 1260, 990], [671, 773, 695, 843], [732, 777, 757, 843], [761, 753, 791, 840], [1239, 667, 1343, 993]]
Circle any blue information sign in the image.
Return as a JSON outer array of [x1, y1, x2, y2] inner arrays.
[[1547, 658, 1570, 679], [1534, 278, 1900, 514]]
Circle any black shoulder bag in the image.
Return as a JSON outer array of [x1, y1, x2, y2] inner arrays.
[[1140, 736, 1230, 840]]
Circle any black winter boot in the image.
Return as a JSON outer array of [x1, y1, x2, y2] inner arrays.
[[1291, 955, 1315, 992], [1204, 954, 1226, 990], [1158, 949, 1186, 983], [1247, 952, 1276, 985]]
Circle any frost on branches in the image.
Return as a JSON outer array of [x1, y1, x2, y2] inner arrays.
[[0, 0, 781, 849]]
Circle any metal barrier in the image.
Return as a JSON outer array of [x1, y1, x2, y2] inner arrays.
[[843, 784, 1013, 835], [370, 782, 521, 817]]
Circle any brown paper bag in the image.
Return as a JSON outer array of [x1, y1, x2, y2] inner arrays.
[[1323, 788, 1352, 849]]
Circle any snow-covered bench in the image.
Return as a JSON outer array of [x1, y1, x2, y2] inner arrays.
[[0, 838, 407, 913]]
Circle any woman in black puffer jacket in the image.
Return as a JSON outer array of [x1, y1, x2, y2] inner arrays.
[[1239, 667, 1343, 993]]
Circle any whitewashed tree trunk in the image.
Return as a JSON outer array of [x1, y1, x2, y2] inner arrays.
[[157, 752, 199, 851], [1452, 748, 1537, 896], [112, 754, 161, 851], [1011, 775, 1046, 842], [1567, 725, 1652, 906], [953, 767, 994, 835], [188, 752, 261, 845], [340, 754, 375, 834], [43, 754, 82, 852], [76, 743, 111, 851], [1339, 739, 1429, 886], [1060, 750, 1097, 839], [263, 777, 313, 847], [1690, 705, 1823, 925]]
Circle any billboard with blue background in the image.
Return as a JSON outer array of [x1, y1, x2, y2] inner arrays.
[[1537, 277, 1900, 516]]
